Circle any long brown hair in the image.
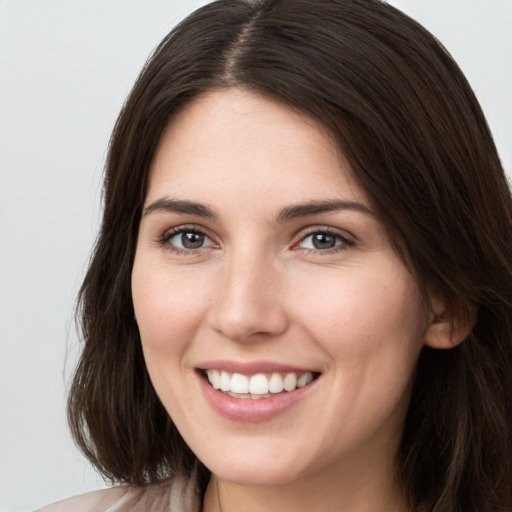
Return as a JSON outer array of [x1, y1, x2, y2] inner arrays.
[[68, 1, 512, 510]]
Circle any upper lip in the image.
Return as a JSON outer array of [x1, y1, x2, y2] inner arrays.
[[196, 360, 320, 375]]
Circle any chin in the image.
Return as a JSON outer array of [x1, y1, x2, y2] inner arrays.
[[192, 436, 314, 487], [207, 460, 305, 487]]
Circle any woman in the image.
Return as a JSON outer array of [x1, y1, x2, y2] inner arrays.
[[39, 0, 512, 510]]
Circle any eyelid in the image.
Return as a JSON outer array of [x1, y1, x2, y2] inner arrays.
[[293, 225, 356, 251], [158, 224, 218, 253], [156, 223, 355, 255]]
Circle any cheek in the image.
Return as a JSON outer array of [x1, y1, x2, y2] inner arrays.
[[131, 260, 213, 360], [290, 267, 426, 441], [291, 264, 427, 366], [131, 260, 215, 421]]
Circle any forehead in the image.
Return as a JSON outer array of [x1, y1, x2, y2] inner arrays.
[[146, 88, 368, 208]]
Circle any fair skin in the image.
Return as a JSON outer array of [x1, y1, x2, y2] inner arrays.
[[131, 89, 459, 512]]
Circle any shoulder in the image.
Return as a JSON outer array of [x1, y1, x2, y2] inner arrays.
[[36, 486, 129, 512], [36, 472, 201, 512]]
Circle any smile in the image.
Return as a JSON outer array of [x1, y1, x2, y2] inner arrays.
[[205, 369, 317, 399], [197, 364, 321, 422]]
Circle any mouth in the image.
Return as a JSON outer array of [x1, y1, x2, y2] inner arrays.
[[201, 369, 320, 399]]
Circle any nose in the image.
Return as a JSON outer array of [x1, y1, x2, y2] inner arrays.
[[207, 250, 289, 342]]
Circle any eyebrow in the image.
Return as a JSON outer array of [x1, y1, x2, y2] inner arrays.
[[143, 197, 374, 221], [276, 199, 374, 222], [143, 198, 217, 219]]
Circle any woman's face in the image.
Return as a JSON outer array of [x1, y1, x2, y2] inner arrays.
[[132, 89, 432, 487]]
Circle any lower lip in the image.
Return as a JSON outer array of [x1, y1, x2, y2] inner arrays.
[[197, 372, 318, 422]]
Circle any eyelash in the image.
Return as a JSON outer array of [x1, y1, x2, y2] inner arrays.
[[158, 225, 214, 256], [295, 227, 355, 255], [158, 225, 355, 256]]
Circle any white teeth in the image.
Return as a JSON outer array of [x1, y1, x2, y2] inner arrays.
[[205, 369, 316, 396], [297, 371, 313, 388], [220, 371, 231, 392], [268, 373, 284, 393], [249, 374, 269, 394], [206, 369, 221, 389], [283, 373, 298, 391], [231, 373, 249, 394]]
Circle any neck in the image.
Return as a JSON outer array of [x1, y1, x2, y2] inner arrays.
[[202, 459, 410, 512]]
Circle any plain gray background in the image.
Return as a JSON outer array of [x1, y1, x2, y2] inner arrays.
[[0, 1, 510, 511]]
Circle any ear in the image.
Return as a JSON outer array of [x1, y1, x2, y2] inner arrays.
[[424, 297, 477, 349]]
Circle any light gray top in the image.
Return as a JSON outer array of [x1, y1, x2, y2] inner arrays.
[[37, 474, 201, 512]]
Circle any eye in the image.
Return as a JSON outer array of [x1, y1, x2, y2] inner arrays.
[[163, 227, 216, 252], [297, 229, 353, 252]]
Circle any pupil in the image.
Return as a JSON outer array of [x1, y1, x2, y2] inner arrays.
[[313, 233, 335, 249], [182, 232, 204, 249]]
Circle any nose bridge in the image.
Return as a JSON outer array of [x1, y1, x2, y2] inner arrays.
[[208, 244, 287, 341]]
